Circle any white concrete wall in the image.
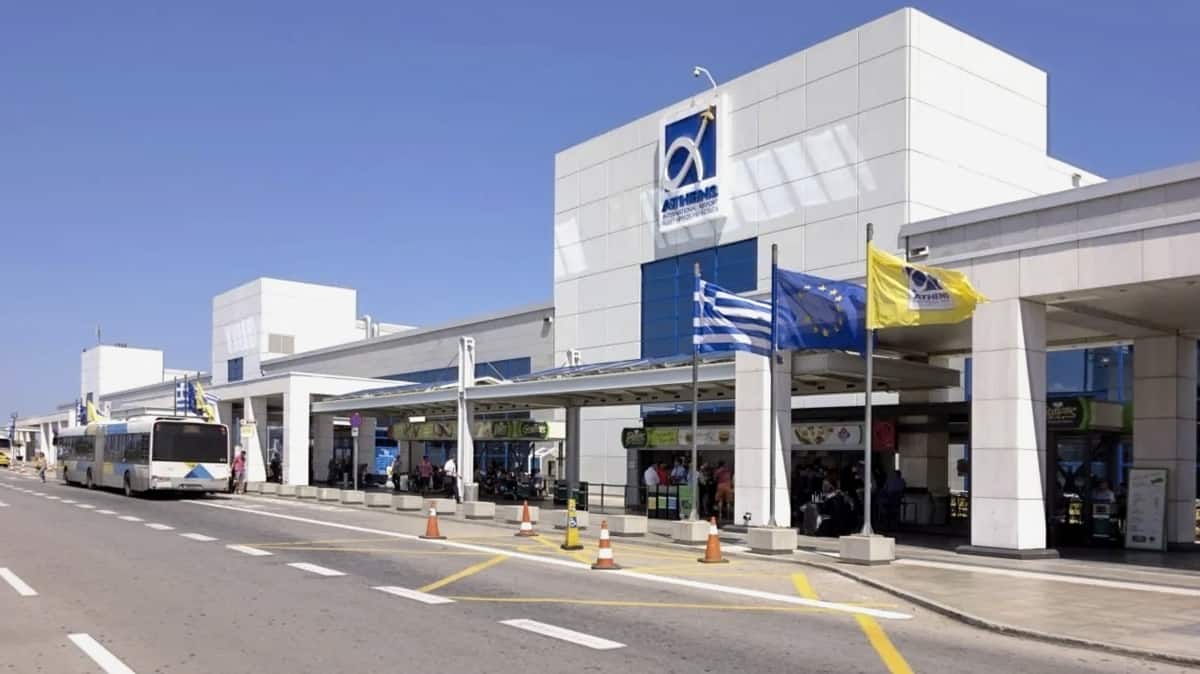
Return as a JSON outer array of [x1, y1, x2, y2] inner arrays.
[[212, 278, 360, 385], [259, 305, 556, 382], [81, 345, 165, 401], [552, 7, 1096, 489]]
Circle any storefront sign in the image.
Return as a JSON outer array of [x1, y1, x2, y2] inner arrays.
[[793, 423, 863, 451], [621, 428, 648, 449], [658, 98, 727, 234], [1124, 468, 1168, 551], [239, 421, 256, 440], [392, 420, 554, 442], [679, 427, 734, 447], [1046, 398, 1088, 430]]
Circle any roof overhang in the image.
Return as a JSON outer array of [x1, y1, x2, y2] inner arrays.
[[311, 352, 960, 419]]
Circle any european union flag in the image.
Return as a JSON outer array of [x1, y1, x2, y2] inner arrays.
[[773, 268, 868, 352]]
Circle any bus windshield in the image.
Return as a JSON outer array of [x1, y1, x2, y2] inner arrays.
[[153, 423, 228, 464]]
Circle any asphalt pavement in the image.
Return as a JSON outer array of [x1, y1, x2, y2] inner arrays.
[[0, 470, 1191, 674]]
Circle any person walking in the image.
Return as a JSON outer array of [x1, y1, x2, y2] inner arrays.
[[35, 451, 46, 483], [391, 455, 404, 492], [713, 460, 733, 522], [232, 449, 247, 494], [418, 455, 433, 494], [443, 455, 460, 504]]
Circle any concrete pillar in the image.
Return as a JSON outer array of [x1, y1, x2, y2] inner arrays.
[[457, 337, 476, 497], [966, 299, 1051, 555], [1132, 335, 1197, 547], [313, 414, 334, 484], [218, 401, 234, 456], [242, 396, 268, 483], [282, 387, 311, 486], [358, 416, 377, 482], [734, 351, 792, 528]]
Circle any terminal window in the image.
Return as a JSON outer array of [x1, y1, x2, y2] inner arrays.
[[641, 238, 758, 359], [383, 356, 532, 385], [227, 357, 244, 383]]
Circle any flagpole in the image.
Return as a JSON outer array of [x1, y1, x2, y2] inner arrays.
[[768, 244, 779, 528], [862, 223, 875, 536], [689, 262, 701, 522]]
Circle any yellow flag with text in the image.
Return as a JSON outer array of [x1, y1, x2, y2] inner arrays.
[[85, 400, 107, 424], [866, 243, 987, 329]]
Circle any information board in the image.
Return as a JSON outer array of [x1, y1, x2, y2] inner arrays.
[[1124, 468, 1168, 551]]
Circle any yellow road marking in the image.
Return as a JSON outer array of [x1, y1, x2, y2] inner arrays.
[[531, 532, 592, 565], [418, 554, 507, 593], [855, 615, 915, 674], [791, 572, 913, 674]]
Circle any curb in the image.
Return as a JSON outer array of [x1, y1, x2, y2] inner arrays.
[[791, 555, 1200, 668]]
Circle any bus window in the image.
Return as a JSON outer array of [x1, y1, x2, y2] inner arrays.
[[153, 423, 228, 464]]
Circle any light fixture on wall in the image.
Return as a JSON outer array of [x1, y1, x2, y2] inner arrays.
[[692, 65, 718, 92]]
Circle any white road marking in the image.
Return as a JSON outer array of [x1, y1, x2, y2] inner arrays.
[[144, 523, 174, 531], [0, 568, 38, 597], [75, 504, 96, 510], [67, 633, 136, 674], [118, 516, 143, 522], [373, 586, 455, 604], [187, 500, 911, 620], [97, 510, 117, 515], [226, 544, 272, 557], [61, 499, 76, 504], [287, 562, 345, 577], [179, 533, 217, 542], [0, 501, 8, 507], [499, 619, 624, 650], [894, 558, 1200, 598]]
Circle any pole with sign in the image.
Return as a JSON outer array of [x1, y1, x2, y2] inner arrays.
[[350, 412, 362, 491]]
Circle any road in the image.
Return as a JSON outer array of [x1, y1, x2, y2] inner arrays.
[[0, 470, 1188, 674]]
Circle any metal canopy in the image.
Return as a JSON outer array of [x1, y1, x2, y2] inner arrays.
[[311, 351, 959, 419]]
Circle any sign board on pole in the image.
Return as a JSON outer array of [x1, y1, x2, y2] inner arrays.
[[350, 412, 362, 429], [1124, 468, 1168, 551], [240, 421, 256, 440], [351, 427, 360, 438]]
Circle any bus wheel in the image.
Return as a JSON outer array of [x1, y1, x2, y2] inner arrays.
[[123, 473, 133, 497], [85, 469, 93, 489]]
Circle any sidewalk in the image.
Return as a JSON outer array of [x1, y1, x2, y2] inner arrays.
[[638, 519, 1200, 664]]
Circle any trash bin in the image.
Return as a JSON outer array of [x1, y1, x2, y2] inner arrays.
[[553, 480, 588, 509]]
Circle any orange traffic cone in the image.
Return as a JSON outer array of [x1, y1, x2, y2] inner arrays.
[[697, 517, 729, 564], [591, 520, 621, 570], [514, 500, 537, 537], [420, 506, 446, 540]]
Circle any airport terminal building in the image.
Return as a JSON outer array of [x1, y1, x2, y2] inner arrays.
[[10, 8, 1198, 554]]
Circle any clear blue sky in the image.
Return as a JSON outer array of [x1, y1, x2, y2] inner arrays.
[[2, 1, 1197, 418]]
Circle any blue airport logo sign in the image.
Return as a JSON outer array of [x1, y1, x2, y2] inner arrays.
[[659, 102, 724, 232]]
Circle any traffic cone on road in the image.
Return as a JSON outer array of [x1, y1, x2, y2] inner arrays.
[[420, 506, 446, 540], [514, 500, 537, 537], [697, 517, 729, 564], [591, 520, 621, 570]]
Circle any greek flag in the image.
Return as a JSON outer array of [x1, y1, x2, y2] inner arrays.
[[694, 278, 772, 357]]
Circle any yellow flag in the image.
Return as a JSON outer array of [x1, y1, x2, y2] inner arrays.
[[85, 400, 107, 423], [192, 381, 216, 422], [866, 243, 987, 329]]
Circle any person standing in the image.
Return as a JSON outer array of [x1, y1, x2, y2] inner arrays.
[[391, 455, 404, 492], [418, 455, 433, 494], [35, 451, 46, 483], [232, 450, 247, 494], [713, 460, 733, 522], [443, 455, 460, 504]]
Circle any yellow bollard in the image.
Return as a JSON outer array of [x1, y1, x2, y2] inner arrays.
[[561, 498, 584, 551]]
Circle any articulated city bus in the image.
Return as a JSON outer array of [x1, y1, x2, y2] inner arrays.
[[56, 418, 229, 495]]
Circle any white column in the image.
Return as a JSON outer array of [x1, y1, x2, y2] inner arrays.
[[969, 299, 1049, 552], [217, 401, 234, 458], [241, 396, 268, 483], [897, 414, 949, 495], [457, 337, 476, 497], [313, 414, 335, 484], [1132, 335, 1197, 546], [281, 386, 311, 486], [734, 351, 792, 528]]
